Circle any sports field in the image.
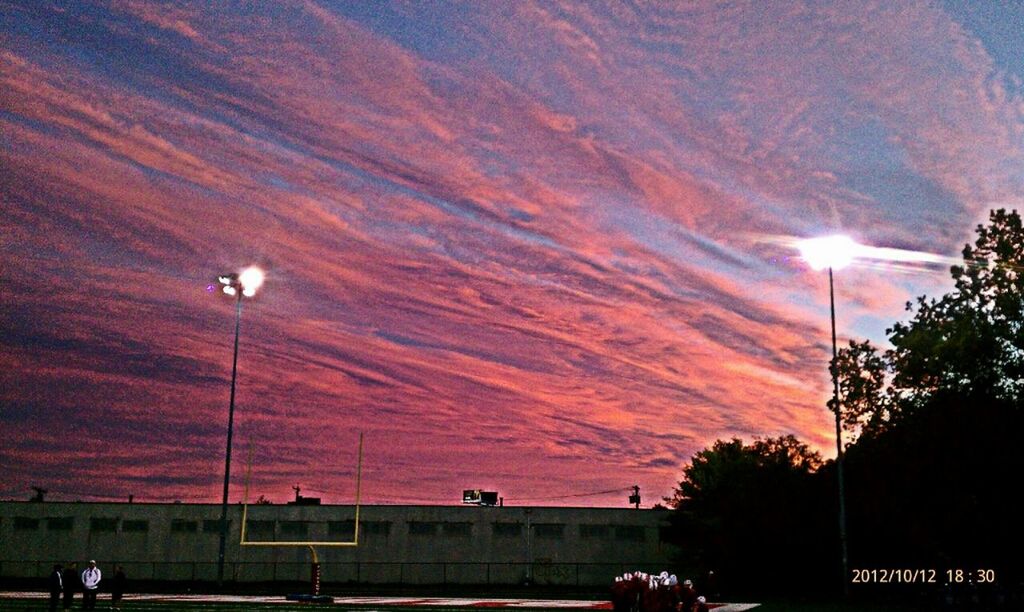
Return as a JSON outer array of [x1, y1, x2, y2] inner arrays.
[[0, 592, 934, 610], [0, 592, 763, 611]]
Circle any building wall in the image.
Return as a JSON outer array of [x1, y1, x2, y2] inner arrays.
[[0, 502, 674, 586]]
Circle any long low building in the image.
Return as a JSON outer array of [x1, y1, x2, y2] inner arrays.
[[0, 502, 675, 586]]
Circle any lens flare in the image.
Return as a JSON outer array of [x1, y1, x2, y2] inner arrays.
[[758, 233, 958, 272], [239, 267, 265, 294], [796, 235, 857, 271]]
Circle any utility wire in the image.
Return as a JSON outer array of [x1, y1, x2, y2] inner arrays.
[[3, 487, 210, 502], [298, 485, 636, 505], [504, 487, 634, 503]]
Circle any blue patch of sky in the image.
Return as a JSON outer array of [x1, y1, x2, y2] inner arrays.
[[323, 2, 481, 65], [260, 173, 297, 193], [12, 4, 203, 98], [508, 208, 534, 222], [599, 198, 757, 273], [2, 99, 222, 224], [474, 150, 515, 181], [373, 330, 539, 372], [6, 2, 293, 150], [117, 155, 223, 204], [846, 313, 898, 348], [830, 118, 961, 230], [261, 132, 566, 259], [373, 331, 432, 349], [942, 2, 1024, 84], [829, 116, 907, 176], [329, 1, 598, 132], [0, 109, 64, 143]]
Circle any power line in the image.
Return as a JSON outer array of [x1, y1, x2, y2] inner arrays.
[[299, 485, 637, 505], [4, 485, 639, 505], [504, 487, 634, 503], [2, 487, 210, 502]]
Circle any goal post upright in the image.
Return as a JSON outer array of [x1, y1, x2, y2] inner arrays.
[[238, 433, 364, 595]]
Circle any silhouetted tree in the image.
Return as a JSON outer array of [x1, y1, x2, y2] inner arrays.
[[665, 436, 830, 593], [667, 210, 1024, 599], [831, 339, 893, 442], [831, 209, 1024, 585], [888, 209, 1024, 404]]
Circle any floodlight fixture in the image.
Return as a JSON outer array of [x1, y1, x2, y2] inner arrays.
[[238, 266, 264, 294], [796, 235, 858, 271]]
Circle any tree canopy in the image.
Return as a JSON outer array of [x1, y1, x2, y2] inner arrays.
[[665, 436, 829, 592], [667, 210, 1024, 599], [889, 209, 1024, 404]]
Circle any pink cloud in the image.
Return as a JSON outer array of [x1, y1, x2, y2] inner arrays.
[[2, 1, 1020, 506]]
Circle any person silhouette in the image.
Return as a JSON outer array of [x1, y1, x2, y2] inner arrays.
[[48, 564, 63, 612]]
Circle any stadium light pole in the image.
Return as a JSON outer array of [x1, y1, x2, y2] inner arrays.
[[215, 266, 264, 587], [796, 236, 855, 596]]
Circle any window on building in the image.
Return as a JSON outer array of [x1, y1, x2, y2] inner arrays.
[[658, 526, 674, 543], [614, 525, 646, 542], [14, 517, 40, 531], [203, 519, 229, 534], [533, 523, 565, 539], [328, 520, 356, 538], [247, 520, 276, 538], [279, 521, 309, 537], [327, 519, 389, 538], [46, 517, 74, 531], [408, 521, 438, 536], [579, 524, 610, 538], [493, 522, 523, 537], [121, 519, 149, 533], [170, 519, 199, 533], [362, 521, 391, 536], [90, 518, 119, 532], [442, 522, 472, 537]]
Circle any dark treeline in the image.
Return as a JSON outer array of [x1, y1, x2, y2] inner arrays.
[[665, 210, 1024, 597]]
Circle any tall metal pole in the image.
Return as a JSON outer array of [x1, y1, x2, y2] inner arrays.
[[829, 267, 849, 595], [524, 508, 533, 585], [217, 291, 243, 586]]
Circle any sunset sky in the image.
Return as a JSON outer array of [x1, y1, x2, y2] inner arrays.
[[3, 1, 1024, 507]]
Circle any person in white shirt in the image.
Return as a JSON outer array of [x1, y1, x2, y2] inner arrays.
[[80, 560, 101, 610]]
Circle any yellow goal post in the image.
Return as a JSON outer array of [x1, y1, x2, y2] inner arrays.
[[239, 432, 363, 549]]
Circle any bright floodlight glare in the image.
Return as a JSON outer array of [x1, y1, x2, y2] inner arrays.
[[218, 275, 233, 285], [238, 267, 264, 294], [797, 235, 858, 271], [222, 285, 237, 296]]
